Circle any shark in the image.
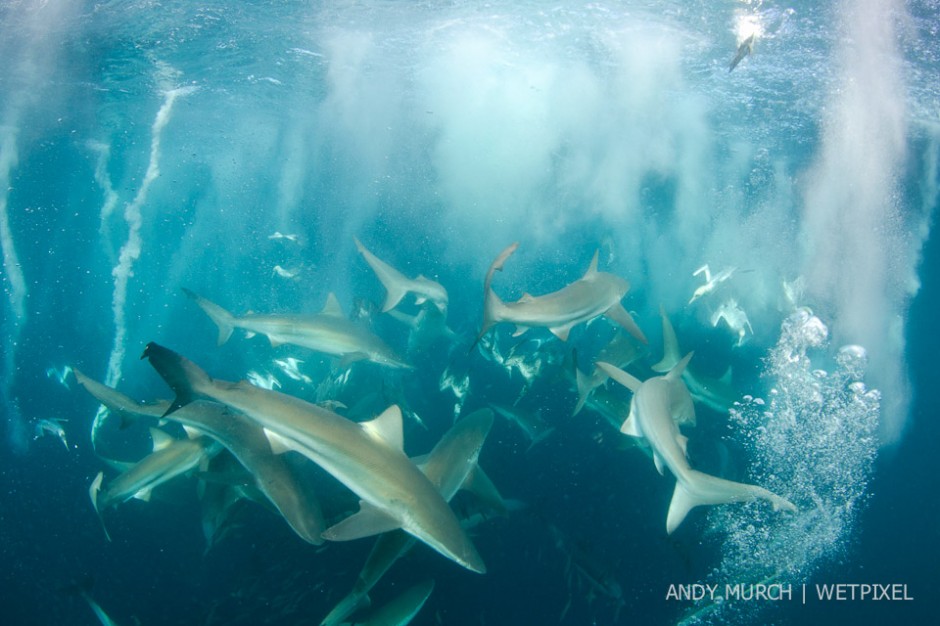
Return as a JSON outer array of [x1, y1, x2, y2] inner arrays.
[[183, 288, 411, 369], [142, 342, 484, 573], [476, 243, 647, 347], [596, 354, 796, 533], [89, 427, 221, 539], [74, 369, 327, 546], [573, 330, 649, 415], [354, 237, 448, 315], [321, 409, 499, 626]]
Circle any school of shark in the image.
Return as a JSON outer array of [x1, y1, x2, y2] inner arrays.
[[60, 238, 801, 625]]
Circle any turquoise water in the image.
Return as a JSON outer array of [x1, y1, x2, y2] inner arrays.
[[1, 1, 938, 624]]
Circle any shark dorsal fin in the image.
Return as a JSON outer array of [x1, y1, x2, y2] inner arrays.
[[361, 405, 404, 451], [584, 250, 600, 278], [321, 293, 344, 317], [666, 352, 694, 381], [518, 292, 536, 303], [150, 427, 174, 452], [182, 424, 203, 440], [652, 305, 681, 373]]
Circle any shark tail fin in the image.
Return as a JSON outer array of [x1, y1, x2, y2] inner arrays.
[[141, 342, 210, 415], [652, 305, 681, 373], [320, 591, 371, 626], [89, 472, 112, 541], [473, 243, 518, 352], [666, 469, 797, 534], [573, 368, 595, 416], [381, 280, 409, 313], [183, 288, 236, 346]]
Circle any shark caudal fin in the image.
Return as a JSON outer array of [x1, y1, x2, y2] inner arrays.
[[183, 288, 236, 346], [666, 469, 797, 534], [472, 242, 518, 352], [573, 367, 596, 416], [140, 342, 211, 415], [354, 237, 410, 313], [89, 472, 112, 541]]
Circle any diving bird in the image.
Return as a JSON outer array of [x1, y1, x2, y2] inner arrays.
[[354, 237, 449, 315], [183, 288, 411, 369], [34, 418, 69, 449], [596, 355, 796, 533], [476, 243, 647, 347], [729, 34, 755, 72], [142, 342, 485, 573], [688, 264, 736, 304]]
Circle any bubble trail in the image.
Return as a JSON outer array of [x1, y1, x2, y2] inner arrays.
[[102, 82, 193, 390], [678, 309, 880, 625], [0, 126, 29, 454]]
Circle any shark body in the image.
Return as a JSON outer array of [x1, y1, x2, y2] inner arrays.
[[142, 342, 484, 573], [183, 288, 410, 369], [477, 243, 647, 346], [74, 369, 327, 545], [597, 355, 795, 533], [354, 237, 448, 315]]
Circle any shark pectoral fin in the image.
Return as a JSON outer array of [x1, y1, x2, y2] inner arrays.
[[605, 302, 648, 345], [414, 295, 428, 306], [549, 324, 573, 342], [666, 481, 698, 534], [676, 434, 689, 458], [264, 428, 301, 455], [182, 424, 204, 439], [150, 427, 175, 452], [596, 362, 642, 393], [512, 325, 530, 337], [338, 352, 368, 369], [244, 331, 256, 339], [360, 405, 404, 451], [619, 413, 642, 437], [322, 293, 345, 317], [461, 466, 509, 515], [321, 502, 401, 541], [134, 487, 153, 502], [653, 452, 666, 476], [267, 334, 286, 347]]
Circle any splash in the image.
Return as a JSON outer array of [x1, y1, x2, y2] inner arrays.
[[679, 308, 879, 624], [102, 73, 194, 389], [0, 126, 29, 453]]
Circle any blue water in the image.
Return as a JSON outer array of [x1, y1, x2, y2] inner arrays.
[[1, 1, 938, 624]]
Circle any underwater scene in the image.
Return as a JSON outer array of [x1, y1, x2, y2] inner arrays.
[[1, 0, 939, 624]]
